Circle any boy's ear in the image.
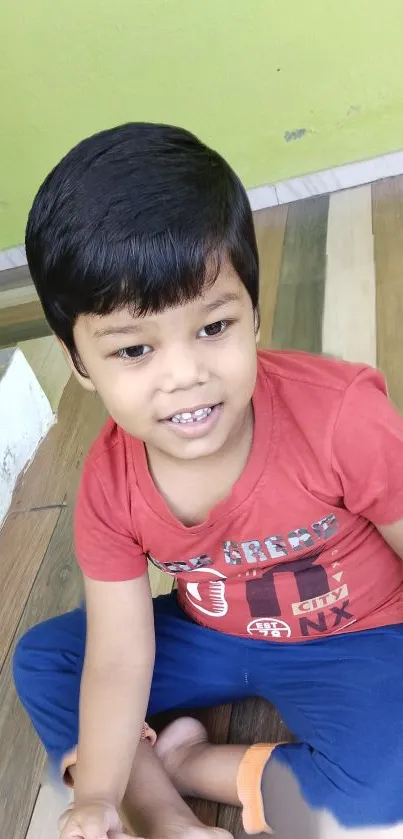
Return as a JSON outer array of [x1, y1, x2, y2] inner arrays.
[[57, 339, 96, 393], [254, 308, 261, 344]]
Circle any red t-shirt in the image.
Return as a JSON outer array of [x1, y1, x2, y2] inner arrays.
[[75, 350, 403, 642]]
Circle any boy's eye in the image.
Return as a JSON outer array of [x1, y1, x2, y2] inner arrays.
[[116, 345, 152, 360], [199, 320, 230, 338]]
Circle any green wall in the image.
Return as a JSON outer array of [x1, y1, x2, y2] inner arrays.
[[2, 0, 403, 249]]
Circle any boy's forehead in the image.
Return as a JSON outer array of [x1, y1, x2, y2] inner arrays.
[[78, 269, 245, 339]]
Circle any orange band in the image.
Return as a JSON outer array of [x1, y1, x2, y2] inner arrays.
[[237, 743, 278, 835]]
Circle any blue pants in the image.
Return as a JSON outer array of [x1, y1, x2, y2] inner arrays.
[[13, 593, 403, 829]]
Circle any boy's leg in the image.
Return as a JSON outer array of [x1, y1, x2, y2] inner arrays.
[[13, 594, 250, 833], [10, 599, 205, 839], [13, 607, 85, 770], [256, 624, 403, 836], [156, 624, 403, 838], [156, 727, 403, 838]]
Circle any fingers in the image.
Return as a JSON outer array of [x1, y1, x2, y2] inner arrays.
[[60, 827, 108, 839], [58, 802, 124, 839], [59, 816, 108, 839]]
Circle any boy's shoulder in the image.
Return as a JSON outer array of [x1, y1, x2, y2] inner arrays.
[[258, 348, 376, 394], [257, 349, 389, 431], [81, 416, 136, 492], [85, 416, 124, 464]]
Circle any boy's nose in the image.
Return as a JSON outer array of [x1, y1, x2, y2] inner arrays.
[[160, 344, 207, 392]]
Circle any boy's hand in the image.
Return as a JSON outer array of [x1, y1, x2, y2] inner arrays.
[[59, 801, 132, 839]]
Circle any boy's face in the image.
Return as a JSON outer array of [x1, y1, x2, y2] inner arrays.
[[71, 266, 258, 462]]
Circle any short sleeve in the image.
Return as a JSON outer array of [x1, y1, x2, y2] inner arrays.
[[74, 456, 147, 582], [332, 367, 403, 524]]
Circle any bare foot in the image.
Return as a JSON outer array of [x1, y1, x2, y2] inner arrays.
[[153, 825, 233, 839], [155, 717, 209, 795]]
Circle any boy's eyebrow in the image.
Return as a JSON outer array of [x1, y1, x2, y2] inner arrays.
[[200, 291, 241, 313], [93, 292, 241, 338], [93, 322, 144, 339]]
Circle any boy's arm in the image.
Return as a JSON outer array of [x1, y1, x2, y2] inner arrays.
[[377, 520, 403, 560], [74, 570, 155, 808]]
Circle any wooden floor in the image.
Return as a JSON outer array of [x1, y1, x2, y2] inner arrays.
[[1, 175, 403, 838]]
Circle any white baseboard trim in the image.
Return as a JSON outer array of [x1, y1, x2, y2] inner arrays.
[[2, 146, 403, 268], [248, 147, 403, 210], [0, 348, 54, 528], [0, 244, 27, 272]]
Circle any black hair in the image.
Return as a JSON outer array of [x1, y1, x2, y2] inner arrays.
[[26, 123, 259, 371]]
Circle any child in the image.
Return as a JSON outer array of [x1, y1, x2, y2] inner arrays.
[[13, 123, 403, 839]]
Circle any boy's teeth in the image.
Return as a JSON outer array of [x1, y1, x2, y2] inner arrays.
[[171, 406, 213, 424]]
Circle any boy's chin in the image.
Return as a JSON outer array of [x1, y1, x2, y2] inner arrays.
[[149, 429, 226, 461]]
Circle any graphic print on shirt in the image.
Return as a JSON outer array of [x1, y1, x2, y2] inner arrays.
[[148, 553, 213, 575], [243, 549, 353, 638], [185, 567, 228, 617], [147, 512, 355, 639], [237, 514, 353, 637]]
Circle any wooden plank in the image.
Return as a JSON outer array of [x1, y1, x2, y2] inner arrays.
[[0, 508, 59, 670], [0, 506, 82, 839], [0, 265, 33, 295], [18, 336, 71, 413], [0, 284, 38, 308], [254, 205, 288, 349], [217, 698, 292, 836], [323, 185, 376, 366], [10, 379, 106, 513], [0, 300, 50, 347], [25, 782, 72, 839], [0, 377, 107, 839], [148, 562, 174, 597], [372, 175, 403, 413], [272, 195, 329, 354]]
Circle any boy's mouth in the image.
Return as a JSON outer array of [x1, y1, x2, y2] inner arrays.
[[161, 403, 223, 436], [169, 406, 213, 424]]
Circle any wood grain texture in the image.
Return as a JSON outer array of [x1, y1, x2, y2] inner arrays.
[[10, 378, 106, 514], [0, 265, 33, 295], [272, 195, 329, 353], [0, 267, 45, 347], [148, 562, 174, 597], [25, 782, 72, 839], [0, 506, 82, 839], [0, 284, 38, 308], [1, 377, 105, 838], [254, 205, 288, 349], [372, 175, 403, 413], [19, 336, 71, 412], [323, 185, 376, 366], [0, 300, 50, 347], [0, 509, 59, 669]]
